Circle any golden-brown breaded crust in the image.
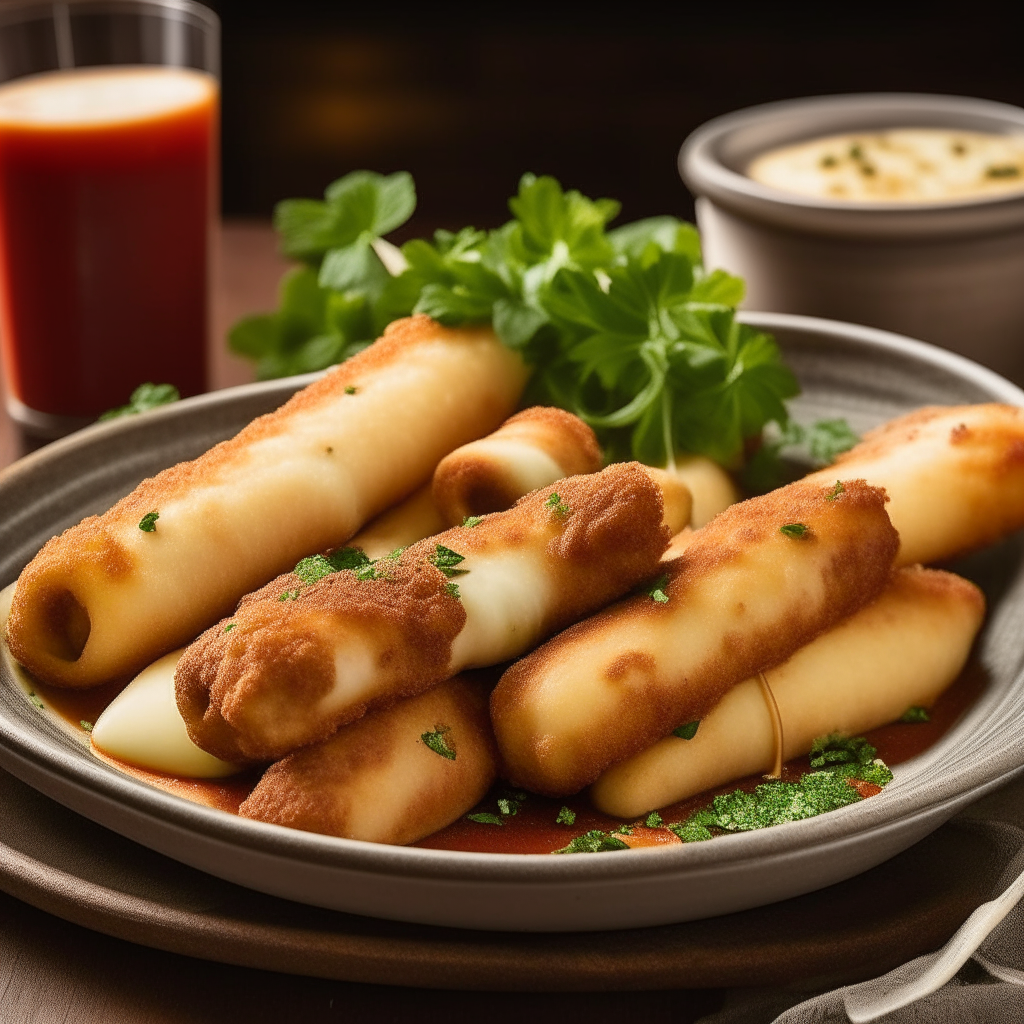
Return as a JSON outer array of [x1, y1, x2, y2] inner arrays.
[[238, 675, 497, 845], [805, 403, 1024, 565], [431, 406, 603, 523], [176, 462, 668, 763], [420, 461, 670, 637], [176, 560, 467, 762], [490, 478, 899, 795], [7, 315, 525, 687]]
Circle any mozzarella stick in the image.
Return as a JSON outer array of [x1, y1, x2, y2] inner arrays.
[[6, 316, 526, 689], [431, 406, 603, 525], [239, 674, 497, 845], [490, 478, 899, 796], [590, 567, 984, 817], [176, 462, 670, 762], [805, 403, 1024, 566], [348, 407, 611, 558], [661, 455, 739, 527]]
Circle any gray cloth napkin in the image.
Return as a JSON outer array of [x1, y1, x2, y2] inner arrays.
[[697, 782, 1024, 1024]]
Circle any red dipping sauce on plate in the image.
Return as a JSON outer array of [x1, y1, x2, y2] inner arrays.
[[0, 66, 217, 421]]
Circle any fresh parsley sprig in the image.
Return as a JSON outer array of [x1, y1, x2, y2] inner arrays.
[[231, 169, 825, 473]]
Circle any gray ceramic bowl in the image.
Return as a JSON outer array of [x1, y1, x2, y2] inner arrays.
[[679, 94, 1024, 384], [2, 311, 1024, 933]]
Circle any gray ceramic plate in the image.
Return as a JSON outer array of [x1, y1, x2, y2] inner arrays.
[[2, 312, 1024, 933]]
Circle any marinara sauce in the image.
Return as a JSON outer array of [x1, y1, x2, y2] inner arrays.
[[0, 66, 217, 421]]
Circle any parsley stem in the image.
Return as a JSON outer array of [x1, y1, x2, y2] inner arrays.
[[662, 388, 676, 473], [758, 671, 784, 779]]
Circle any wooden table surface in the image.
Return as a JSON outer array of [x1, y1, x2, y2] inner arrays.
[[0, 222, 729, 1023]]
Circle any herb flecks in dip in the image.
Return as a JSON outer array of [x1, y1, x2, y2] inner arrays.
[[747, 129, 1024, 203]]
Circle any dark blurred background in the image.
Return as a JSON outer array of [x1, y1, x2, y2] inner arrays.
[[207, 5, 1021, 236]]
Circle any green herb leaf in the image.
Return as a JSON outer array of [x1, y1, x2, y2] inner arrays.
[[99, 382, 180, 421], [344, 385, 358, 395], [80, 720, 93, 732], [223, 623, 235, 632], [899, 706, 931, 724], [554, 829, 630, 854], [545, 492, 570, 517], [462, 515, 484, 528], [645, 811, 663, 827], [444, 581, 462, 600], [640, 573, 670, 604], [138, 511, 159, 533], [278, 589, 301, 601], [825, 480, 845, 501], [673, 721, 700, 740], [429, 544, 468, 578], [293, 548, 371, 585], [28, 691, 44, 709], [809, 733, 877, 769], [556, 806, 577, 825], [421, 727, 456, 760], [779, 522, 809, 538], [467, 812, 504, 825]]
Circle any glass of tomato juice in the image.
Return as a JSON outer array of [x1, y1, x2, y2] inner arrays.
[[0, 0, 218, 437]]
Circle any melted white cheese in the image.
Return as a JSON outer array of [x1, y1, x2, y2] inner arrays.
[[91, 650, 241, 777], [450, 549, 554, 669]]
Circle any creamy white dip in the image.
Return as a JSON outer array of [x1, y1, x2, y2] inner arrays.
[[747, 128, 1024, 203]]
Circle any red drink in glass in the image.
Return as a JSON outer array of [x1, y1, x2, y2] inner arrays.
[[0, 66, 217, 428]]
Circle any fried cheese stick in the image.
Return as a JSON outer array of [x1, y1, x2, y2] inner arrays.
[[660, 455, 739, 528], [239, 674, 497, 845], [590, 567, 984, 817], [6, 316, 526, 689], [176, 462, 671, 762], [805, 403, 1024, 566], [490, 479, 900, 796], [348, 407, 610, 558], [431, 407, 604, 525]]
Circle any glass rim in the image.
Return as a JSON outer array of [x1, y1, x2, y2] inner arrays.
[[0, 0, 219, 34]]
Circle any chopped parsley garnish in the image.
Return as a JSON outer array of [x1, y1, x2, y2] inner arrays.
[[641, 573, 670, 604], [278, 589, 301, 601], [554, 829, 630, 854], [668, 734, 893, 843], [138, 511, 159, 532], [779, 522, 809, 539], [344, 385, 358, 394], [825, 480, 845, 501], [28, 692, 44, 709], [354, 563, 383, 581], [497, 790, 528, 817], [673, 721, 700, 740], [645, 811, 663, 828], [294, 547, 371, 585], [899, 706, 931, 724], [556, 806, 577, 826], [467, 812, 504, 826], [99, 382, 180, 421], [429, 544, 468, 578], [223, 623, 236, 632], [545, 492, 570, 518], [421, 727, 456, 760], [80, 720, 93, 732], [987, 165, 1021, 178], [462, 515, 484, 528], [444, 581, 462, 600]]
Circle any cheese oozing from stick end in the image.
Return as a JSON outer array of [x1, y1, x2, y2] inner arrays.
[[91, 649, 242, 778]]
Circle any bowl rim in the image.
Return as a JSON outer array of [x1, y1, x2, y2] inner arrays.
[[679, 93, 1024, 238], [2, 310, 1024, 890]]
